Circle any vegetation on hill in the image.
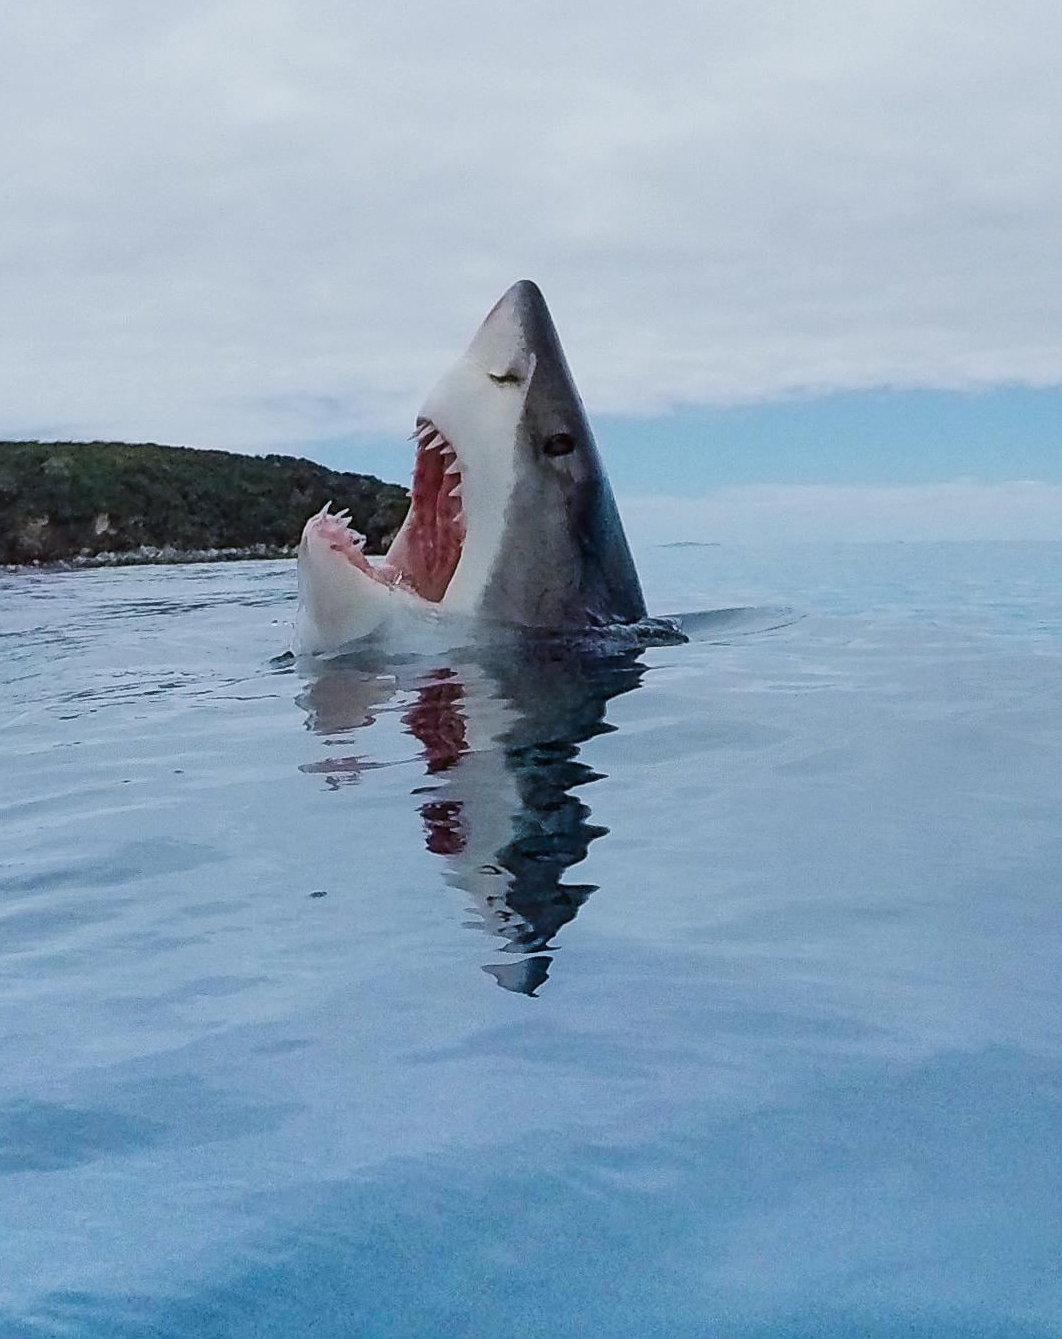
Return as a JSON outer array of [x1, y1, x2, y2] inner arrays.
[[0, 440, 410, 565]]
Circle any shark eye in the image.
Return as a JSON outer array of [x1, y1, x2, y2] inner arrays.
[[543, 433, 576, 457], [488, 370, 522, 385]]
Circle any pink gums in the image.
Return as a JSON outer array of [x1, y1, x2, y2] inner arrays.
[[378, 421, 466, 601]]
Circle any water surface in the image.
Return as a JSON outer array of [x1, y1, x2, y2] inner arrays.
[[2, 544, 1061, 1337]]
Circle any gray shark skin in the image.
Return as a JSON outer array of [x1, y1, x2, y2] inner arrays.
[[463, 280, 648, 630]]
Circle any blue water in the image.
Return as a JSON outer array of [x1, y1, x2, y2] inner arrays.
[[2, 544, 1061, 1338]]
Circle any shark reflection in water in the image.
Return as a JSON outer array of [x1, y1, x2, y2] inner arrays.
[[297, 646, 647, 994]]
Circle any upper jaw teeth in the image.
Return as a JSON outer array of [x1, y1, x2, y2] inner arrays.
[[414, 417, 466, 525], [414, 421, 460, 472]]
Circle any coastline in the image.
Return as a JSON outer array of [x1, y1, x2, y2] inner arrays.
[[1, 440, 408, 569], [3, 542, 301, 573]]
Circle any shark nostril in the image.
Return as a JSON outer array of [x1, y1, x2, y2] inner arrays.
[[543, 433, 575, 457]]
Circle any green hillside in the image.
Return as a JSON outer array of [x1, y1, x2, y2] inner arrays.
[[0, 440, 409, 565]]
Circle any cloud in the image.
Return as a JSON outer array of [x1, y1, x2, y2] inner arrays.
[[621, 480, 1062, 543], [2, 1, 1062, 447]]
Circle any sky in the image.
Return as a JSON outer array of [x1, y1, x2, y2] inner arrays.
[[2, 1, 1061, 540]]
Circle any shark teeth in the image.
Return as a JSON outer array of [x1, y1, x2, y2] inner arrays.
[[414, 418, 451, 451], [312, 502, 365, 546], [412, 416, 466, 530]]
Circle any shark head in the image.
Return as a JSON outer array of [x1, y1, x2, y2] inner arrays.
[[396, 279, 646, 627], [296, 280, 646, 652]]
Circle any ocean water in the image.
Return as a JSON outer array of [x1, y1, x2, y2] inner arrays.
[[1, 543, 1061, 1339]]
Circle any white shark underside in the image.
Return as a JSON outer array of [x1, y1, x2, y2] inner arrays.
[[295, 281, 648, 655]]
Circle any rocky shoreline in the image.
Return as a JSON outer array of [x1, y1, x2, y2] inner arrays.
[[3, 542, 301, 573]]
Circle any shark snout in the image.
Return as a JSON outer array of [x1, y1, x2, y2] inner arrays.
[[465, 280, 562, 382], [482, 279, 548, 328]]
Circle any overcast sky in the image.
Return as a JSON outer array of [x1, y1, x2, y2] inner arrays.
[[3, 1, 1061, 538]]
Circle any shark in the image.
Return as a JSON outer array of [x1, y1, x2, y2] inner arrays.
[[294, 280, 654, 654]]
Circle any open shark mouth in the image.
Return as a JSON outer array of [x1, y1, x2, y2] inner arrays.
[[305, 415, 467, 604]]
